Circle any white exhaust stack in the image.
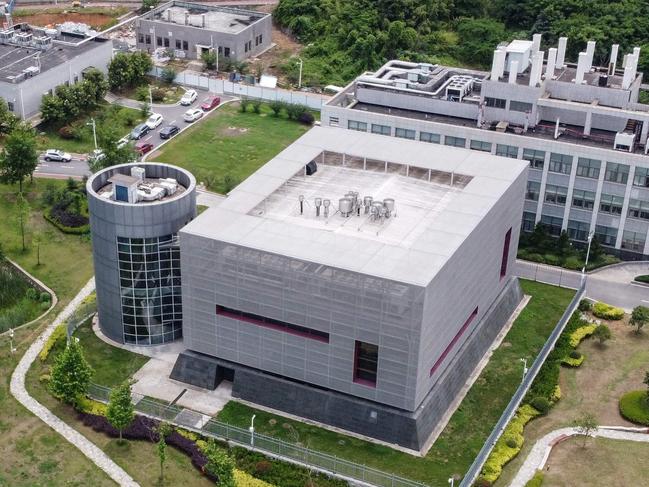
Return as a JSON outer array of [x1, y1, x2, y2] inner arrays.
[[491, 49, 506, 80], [634, 46, 641, 60], [545, 47, 557, 79], [532, 33, 542, 54], [609, 44, 619, 74], [623, 53, 638, 89], [556, 37, 568, 68], [529, 51, 544, 86], [574, 52, 588, 84], [586, 41, 596, 71], [509, 60, 519, 84]]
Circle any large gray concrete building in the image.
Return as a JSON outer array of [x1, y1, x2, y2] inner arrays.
[[0, 23, 112, 119], [322, 35, 649, 259], [87, 163, 196, 345], [135, 1, 271, 62], [168, 127, 527, 449]]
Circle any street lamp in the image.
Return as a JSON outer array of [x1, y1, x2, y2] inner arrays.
[[86, 118, 97, 150], [582, 230, 595, 275], [520, 358, 528, 382], [9, 328, 16, 354], [448, 477, 455, 487], [249, 414, 256, 447], [297, 57, 303, 89]]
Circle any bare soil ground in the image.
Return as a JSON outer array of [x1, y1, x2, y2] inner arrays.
[[13, 13, 116, 29], [496, 313, 649, 486]]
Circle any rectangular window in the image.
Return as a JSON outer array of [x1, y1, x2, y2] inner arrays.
[[567, 220, 590, 241], [599, 194, 624, 215], [7, 101, 14, 112], [522, 211, 536, 232], [576, 157, 601, 179], [621, 230, 646, 252], [145, 34, 151, 45], [571, 189, 595, 210], [395, 127, 415, 139], [500, 228, 512, 278], [138, 33, 144, 43], [633, 166, 649, 187], [329, 116, 339, 127], [549, 153, 573, 174], [544, 184, 568, 206], [595, 225, 618, 247], [444, 136, 466, 148], [156, 36, 162, 47], [510, 100, 533, 112], [628, 199, 649, 220], [259, 34, 263, 44], [216, 305, 329, 343], [470, 140, 492, 152], [526, 181, 540, 201], [371, 124, 391, 136], [175, 39, 181, 49], [496, 144, 518, 158], [354, 341, 378, 387], [183, 40, 188, 50], [430, 307, 478, 377], [485, 97, 506, 109], [420, 131, 440, 144], [540, 215, 563, 236], [163, 37, 170, 47], [348, 120, 367, 132], [523, 149, 545, 169], [224, 47, 231, 57], [605, 162, 630, 184]]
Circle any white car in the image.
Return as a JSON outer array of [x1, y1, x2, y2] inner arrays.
[[43, 149, 72, 162], [88, 149, 105, 164], [180, 89, 197, 106], [117, 136, 130, 149], [183, 108, 204, 122], [145, 113, 163, 129]]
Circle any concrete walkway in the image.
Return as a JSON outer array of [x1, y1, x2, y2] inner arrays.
[[510, 425, 649, 486], [9, 278, 140, 487]]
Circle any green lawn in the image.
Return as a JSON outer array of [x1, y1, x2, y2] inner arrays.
[[217, 280, 575, 485], [36, 104, 143, 154], [155, 103, 312, 194]]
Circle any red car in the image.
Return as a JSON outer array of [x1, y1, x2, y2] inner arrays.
[[135, 141, 154, 155], [201, 96, 221, 111]]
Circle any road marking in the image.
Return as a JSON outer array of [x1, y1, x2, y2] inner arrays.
[[169, 120, 176, 124], [144, 135, 153, 141], [642, 299, 649, 304]]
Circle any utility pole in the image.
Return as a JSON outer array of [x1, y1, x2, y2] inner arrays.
[[87, 118, 97, 150], [297, 57, 303, 89]]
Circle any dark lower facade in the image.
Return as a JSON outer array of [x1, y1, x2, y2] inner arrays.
[[172, 277, 523, 450]]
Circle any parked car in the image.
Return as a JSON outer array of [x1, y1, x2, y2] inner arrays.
[[88, 149, 105, 164], [134, 141, 154, 156], [201, 96, 221, 111], [130, 123, 151, 140], [180, 89, 197, 106], [159, 125, 180, 139], [145, 113, 163, 129], [43, 149, 72, 162], [183, 108, 204, 122], [117, 136, 130, 149]]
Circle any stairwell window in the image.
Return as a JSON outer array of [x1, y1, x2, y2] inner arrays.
[[354, 341, 378, 387], [500, 228, 512, 278]]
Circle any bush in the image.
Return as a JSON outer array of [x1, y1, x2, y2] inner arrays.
[[578, 299, 593, 312], [254, 460, 272, 475], [592, 302, 625, 321], [524, 253, 545, 263], [619, 390, 649, 425], [40, 292, 51, 303], [135, 85, 150, 102], [122, 110, 138, 127], [542, 253, 560, 266], [151, 87, 166, 102], [480, 405, 541, 483], [562, 354, 584, 367], [26, 287, 39, 301], [268, 100, 284, 117], [239, 98, 251, 112], [525, 471, 544, 487], [298, 111, 315, 125], [563, 255, 582, 270], [233, 469, 274, 487], [530, 396, 551, 415], [550, 385, 561, 403], [252, 100, 262, 114], [40, 301, 51, 310], [569, 350, 581, 359], [635, 275, 649, 284], [58, 125, 75, 139], [161, 66, 177, 84], [569, 324, 597, 347], [504, 437, 518, 448], [39, 324, 67, 361], [285, 103, 306, 120], [44, 208, 89, 234]]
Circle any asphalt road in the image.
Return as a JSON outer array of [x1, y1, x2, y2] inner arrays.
[[34, 92, 233, 180]]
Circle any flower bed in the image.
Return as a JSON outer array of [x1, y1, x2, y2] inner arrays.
[[592, 302, 624, 321]]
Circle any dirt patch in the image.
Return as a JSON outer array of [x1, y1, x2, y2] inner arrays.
[[221, 126, 249, 137], [13, 13, 116, 30]]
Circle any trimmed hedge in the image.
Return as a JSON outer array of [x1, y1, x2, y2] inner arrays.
[[619, 390, 649, 425], [561, 353, 584, 367], [233, 469, 274, 487], [568, 324, 596, 348], [634, 275, 649, 284], [592, 302, 624, 321], [44, 209, 90, 235], [39, 324, 67, 361], [525, 471, 544, 487], [479, 405, 541, 483]]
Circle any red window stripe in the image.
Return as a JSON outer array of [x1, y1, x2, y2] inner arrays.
[[430, 307, 478, 377]]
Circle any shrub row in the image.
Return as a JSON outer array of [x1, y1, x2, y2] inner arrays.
[[561, 353, 584, 367], [568, 324, 597, 348], [619, 390, 649, 426], [634, 275, 649, 284], [480, 405, 541, 483], [44, 209, 90, 235], [592, 302, 624, 321], [525, 471, 544, 487], [39, 324, 67, 361]]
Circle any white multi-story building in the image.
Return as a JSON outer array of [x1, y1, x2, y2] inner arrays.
[[322, 35, 649, 258]]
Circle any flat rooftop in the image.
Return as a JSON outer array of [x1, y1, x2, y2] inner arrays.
[[97, 176, 187, 204], [181, 127, 527, 286], [148, 1, 268, 34]]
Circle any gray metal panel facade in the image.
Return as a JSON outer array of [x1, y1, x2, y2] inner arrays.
[[87, 163, 196, 344]]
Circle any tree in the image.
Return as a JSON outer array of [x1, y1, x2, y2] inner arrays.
[[588, 235, 604, 261], [0, 98, 18, 136], [33, 230, 44, 266], [630, 306, 649, 334], [644, 371, 649, 399], [141, 0, 159, 12], [108, 52, 153, 91], [157, 423, 171, 483], [106, 379, 135, 442], [140, 101, 151, 119], [0, 123, 38, 192], [14, 192, 30, 252], [593, 324, 611, 346], [81, 68, 109, 103], [90, 125, 137, 173], [204, 441, 236, 487], [201, 50, 217, 70], [50, 339, 93, 408], [555, 231, 571, 257], [572, 412, 598, 447], [161, 66, 177, 84]]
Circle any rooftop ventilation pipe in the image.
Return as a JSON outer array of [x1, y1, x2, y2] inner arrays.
[[184, 12, 189, 25], [491, 49, 506, 80], [556, 37, 568, 68], [201, 14, 206, 28], [529, 51, 544, 86], [532, 34, 542, 54], [545, 47, 557, 79], [574, 52, 588, 84], [166, 9, 171, 21], [622, 53, 638, 89], [609, 44, 619, 74], [586, 41, 596, 71], [508, 60, 518, 84]]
